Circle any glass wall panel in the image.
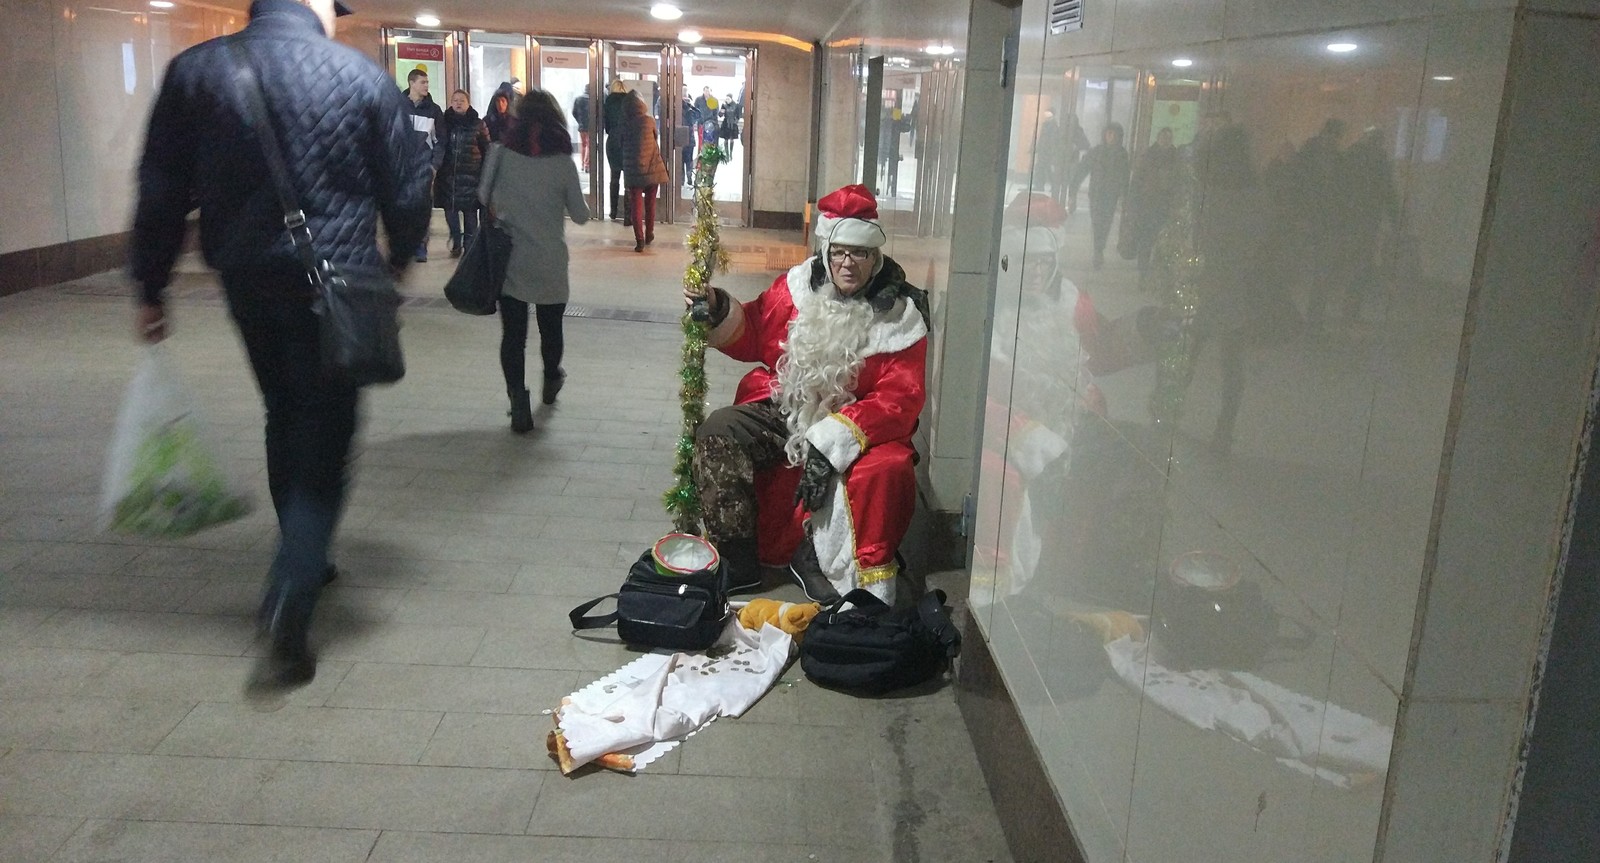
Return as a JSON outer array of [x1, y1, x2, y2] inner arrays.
[[972, 1, 1519, 860]]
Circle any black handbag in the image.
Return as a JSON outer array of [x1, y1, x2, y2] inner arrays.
[[569, 550, 730, 651], [443, 222, 511, 315], [228, 41, 405, 387], [798, 589, 961, 695]]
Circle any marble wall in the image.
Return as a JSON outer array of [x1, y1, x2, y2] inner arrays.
[[964, 0, 1600, 860], [0, 0, 245, 257]]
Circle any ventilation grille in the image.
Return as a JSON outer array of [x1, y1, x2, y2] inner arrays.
[[1048, 0, 1084, 35]]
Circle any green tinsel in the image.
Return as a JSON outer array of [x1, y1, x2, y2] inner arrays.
[[1145, 165, 1204, 429], [662, 145, 731, 533]]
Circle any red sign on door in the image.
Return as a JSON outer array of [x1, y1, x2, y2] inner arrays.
[[398, 43, 444, 61]]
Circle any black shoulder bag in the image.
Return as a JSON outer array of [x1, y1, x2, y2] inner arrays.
[[798, 589, 962, 695], [569, 549, 730, 651], [443, 144, 511, 315], [227, 40, 406, 387]]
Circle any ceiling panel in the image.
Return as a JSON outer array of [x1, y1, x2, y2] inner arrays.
[[344, 0, 857, 45]]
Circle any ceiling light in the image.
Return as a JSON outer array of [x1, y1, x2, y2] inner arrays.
[[693, 46, 711, 54], [149, 1, 174, 7], [924, 43, 956, 56], [650, 4, 682, 20], [1326, 42, 1358, 53], [415, 13, 440, 27], [1170, 57, 1193, 68], [1431, 75, 1455, 81], [678, 29, 701, 43]]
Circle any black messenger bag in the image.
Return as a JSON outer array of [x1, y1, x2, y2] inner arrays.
[[569, 550, 730, 651], [798, 589, 962, 695]]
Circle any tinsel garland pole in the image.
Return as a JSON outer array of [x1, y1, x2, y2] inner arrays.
[[1145, 166, 1204, 430], [663, 144, 732, 533]]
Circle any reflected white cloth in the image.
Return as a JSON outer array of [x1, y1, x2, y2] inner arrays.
[[1105, 637, 1392, 787], [558, 620, 794, 770]]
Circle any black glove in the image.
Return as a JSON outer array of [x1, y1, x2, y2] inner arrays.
[[794, 445, 836, 513], [689, 287, 730, 325]]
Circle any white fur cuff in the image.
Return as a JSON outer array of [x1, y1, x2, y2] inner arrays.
[[805, 413, 866, 472]]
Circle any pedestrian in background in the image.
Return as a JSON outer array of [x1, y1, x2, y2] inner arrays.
[[620, 91, 670, 252], [403, 67, 444, 261], [484, 81, 515, 144], [479, 90, 590, 431], [601, 77, 631, 222], [436, 88, 491, 258]]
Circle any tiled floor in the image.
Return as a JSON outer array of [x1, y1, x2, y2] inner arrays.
[[0, 218, 1013, 862]]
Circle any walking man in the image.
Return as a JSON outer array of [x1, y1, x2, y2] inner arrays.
[[129, 0, 432, 689]]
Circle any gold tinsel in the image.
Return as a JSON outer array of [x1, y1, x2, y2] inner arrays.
[[663, 145, 730, 533], [1145, 165, 1204, 429]]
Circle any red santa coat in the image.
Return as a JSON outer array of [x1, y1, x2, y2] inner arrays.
[[707, 260, 928, 603]]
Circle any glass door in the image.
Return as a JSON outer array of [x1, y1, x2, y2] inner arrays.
[[464, 31, 530, 109], [682, 46, 753, 226], [530, 38, 598, 202], [385, 28, 461, 109], [598, 42, 675, 222]]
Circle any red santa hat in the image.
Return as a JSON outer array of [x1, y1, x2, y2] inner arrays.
[[814, 184, 887, 250]]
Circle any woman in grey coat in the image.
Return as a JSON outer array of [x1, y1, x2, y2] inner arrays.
[[479, 90, 591, 432]]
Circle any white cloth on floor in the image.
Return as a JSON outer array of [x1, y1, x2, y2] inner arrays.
[[1105, 636, 1392, 787], [558, 619, 793, 770]]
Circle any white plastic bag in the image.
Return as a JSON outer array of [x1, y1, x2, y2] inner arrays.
[[100, 345, 251, 537]]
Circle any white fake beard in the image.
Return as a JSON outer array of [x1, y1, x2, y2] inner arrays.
[[773, 284, 876, 465]]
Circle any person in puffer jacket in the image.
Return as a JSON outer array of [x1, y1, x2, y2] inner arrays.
[[435, 89, 491, 257], [129, 0, 432, 692], [619, 91, 670, 252]]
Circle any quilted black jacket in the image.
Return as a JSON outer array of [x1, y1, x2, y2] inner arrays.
[[130, 0, 432, 304]]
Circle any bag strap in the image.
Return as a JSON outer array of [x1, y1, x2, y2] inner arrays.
[[568, 593, 620, 630], [224, 38, 322, 277], [916, 589, 962, 659]]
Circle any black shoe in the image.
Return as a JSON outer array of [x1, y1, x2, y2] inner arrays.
[[790, 540, 841, 605], [634, 239, 645, 252], [541, 369, 566, 405], [449, 244, 462, 259], [645, 231, 655, 246], [509, 388, 534, 433], [322, 565, 339, 586], [248, 644, 316, 692]]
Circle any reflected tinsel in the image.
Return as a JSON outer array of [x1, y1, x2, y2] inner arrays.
[[663, 145, 730, 533], [1145, 166, 1204, 430]]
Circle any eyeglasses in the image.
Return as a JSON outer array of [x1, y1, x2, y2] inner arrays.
[[828, 247, 876, 263]]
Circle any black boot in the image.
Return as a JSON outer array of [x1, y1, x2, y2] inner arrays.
[[250, 585, 317, 691], [789, 537, 841, 605], [716, 536, 762, 595], [541, 369, 566, 405], [509, 388, 534, 434]]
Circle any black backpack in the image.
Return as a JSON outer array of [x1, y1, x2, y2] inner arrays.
[[798, 589, 962, 694], [569, 550, 729, 651]]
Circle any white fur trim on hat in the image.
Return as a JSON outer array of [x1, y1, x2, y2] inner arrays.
[[817, 215, 887, 249]]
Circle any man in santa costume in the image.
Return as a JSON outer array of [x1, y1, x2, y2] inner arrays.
[[691, 184, 928, 605]]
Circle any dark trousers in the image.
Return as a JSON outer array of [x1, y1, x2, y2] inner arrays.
[[443, 204, 480, 248], [680, 145, 694, 183], [606, 140, 624, 219], [499, 295, 565, 393], [222, 271, 359, 641], [628, 185, 659, 243], [1090, 192, 1121, 260]]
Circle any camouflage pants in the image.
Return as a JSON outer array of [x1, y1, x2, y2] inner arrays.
[[692, 400, 789, 544]]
